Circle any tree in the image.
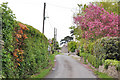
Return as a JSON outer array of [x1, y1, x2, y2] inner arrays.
[[70, 4, 88, 40], [50, 38, 60, 51], [60, 36, 73, 45], [93, 0, 119, 14], [74, 3, 119, 41]]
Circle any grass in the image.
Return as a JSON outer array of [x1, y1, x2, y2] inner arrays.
[[31, 67, 52, 78], [83, 62, 88, 64], [31, 53, 57, 78], [94, 71, 113, 78], [60, 53, 64, 55]]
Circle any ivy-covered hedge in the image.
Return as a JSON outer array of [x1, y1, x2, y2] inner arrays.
[[93, 37, 120, 60], [1, 2, 17, 78], [1, 2, 50, 78]]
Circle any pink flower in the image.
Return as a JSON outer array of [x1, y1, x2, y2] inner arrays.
[[101, 8, 104, 11], [73, 3, 119, 40], [107, 34, 110, 37]]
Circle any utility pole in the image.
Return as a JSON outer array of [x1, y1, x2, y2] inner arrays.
[[54, 27, 56, 50], [54, 27, 57, 51], [42, 2, 46, 34], [56, 28, 57, 41]]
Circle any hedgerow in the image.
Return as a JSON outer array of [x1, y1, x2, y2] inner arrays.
[[93, 37, 120, 60], [1, 2, 50, 78]]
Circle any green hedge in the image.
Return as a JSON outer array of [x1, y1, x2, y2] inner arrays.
[[104, 59, 120, 71], [93, 37, 120, 60], [17, 23, 49, 78], [80, 53, 102, 68], [79, 37, 120, 61], [87, 54, 102, 68], [1, 2, 18, 78], [68, 41, 77, 52], [1, 2, 50, 78]]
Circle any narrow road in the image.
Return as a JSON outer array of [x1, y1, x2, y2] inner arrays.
[[45, 53, 97, 78]]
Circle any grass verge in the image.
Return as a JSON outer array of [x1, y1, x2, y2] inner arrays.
[[89, 65, 117, 80], [31, 53, 56, 78]]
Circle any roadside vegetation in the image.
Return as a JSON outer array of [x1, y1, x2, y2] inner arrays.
[[1, 2, 59, 78], [31, 53, 57, 78], [67, 0, 120, 79]]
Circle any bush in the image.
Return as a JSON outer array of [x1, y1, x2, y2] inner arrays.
[[80, 52, 101, 68], [68, 41, 77, 52], [116, 63, 120, 71], [80, 44, 84, 53], [93, 37, 120, 60], [83, 42, 89, 53], [87, 54, 101, 68], [104, 59, 120, 71], [87, 41, 94, 55], [80, 53, 88, 63]]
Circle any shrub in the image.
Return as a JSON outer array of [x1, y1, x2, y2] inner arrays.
[[83, 42, 89, 53], [80, 52, 101, 68], [80, 44, 84, 53], [80, 53, 88, 63], [68, 41, 77, 52], [87, 54, 101, 68], [87, 41, 95, 55], [116, 63, 120, 71], [104, 59, 120, 71], [93, 37, 120, 60], [80, 52, 87, 57]]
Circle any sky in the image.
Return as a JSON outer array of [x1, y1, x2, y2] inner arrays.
[[0, 0, 99, 45]]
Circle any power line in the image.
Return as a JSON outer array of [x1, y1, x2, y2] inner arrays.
[[47, 2, 80, 14], [48, 19, 54, 29], [46, 2, 73, 10], [46, 9, 54, 29]]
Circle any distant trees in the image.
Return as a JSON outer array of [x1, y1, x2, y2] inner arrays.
[[49, 38, 60, 51], [60, 36, 73, 45]]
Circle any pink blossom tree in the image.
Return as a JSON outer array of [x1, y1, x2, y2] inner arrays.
[[74, 3, 119, 40]]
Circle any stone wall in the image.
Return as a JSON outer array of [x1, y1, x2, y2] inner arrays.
[[79, 54, 120, 79], [99, 65, 120, 79], [72, 50, 120, 79]]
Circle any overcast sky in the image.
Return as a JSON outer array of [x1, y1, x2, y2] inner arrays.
[[0, 0, 100, 44]]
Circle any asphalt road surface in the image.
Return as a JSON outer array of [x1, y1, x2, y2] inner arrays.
[[45, 53, 97, 78]]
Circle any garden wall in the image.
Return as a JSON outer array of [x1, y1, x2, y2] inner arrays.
[[79, 55, 120, 79], [99, 65, 120, 79]]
